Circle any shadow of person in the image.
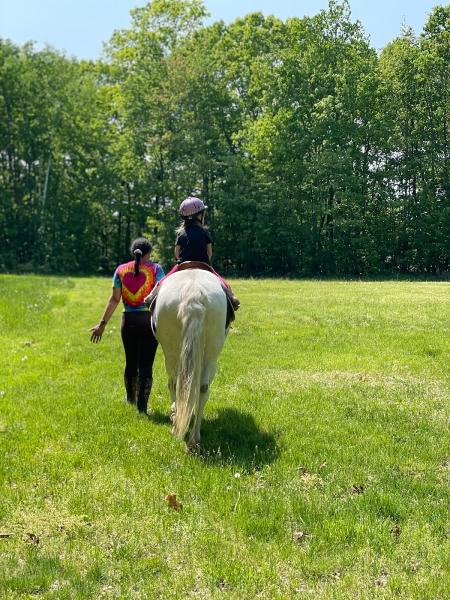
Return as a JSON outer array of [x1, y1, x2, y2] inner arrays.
[[197, 408, 279, 471]]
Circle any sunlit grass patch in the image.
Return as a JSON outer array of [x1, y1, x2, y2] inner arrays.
[[0, 275, 449, 599], [236, 367, 447, 395]]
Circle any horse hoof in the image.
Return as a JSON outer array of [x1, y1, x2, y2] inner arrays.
[[187, 441, 200, 454], [170, 402, 176, 423]]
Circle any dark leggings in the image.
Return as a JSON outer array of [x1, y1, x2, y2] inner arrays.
[[121, 312, 158, 379]]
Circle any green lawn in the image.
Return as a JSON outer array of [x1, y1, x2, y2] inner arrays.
[[0, 275, 449, 599]]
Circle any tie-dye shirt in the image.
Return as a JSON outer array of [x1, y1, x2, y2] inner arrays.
[[113, 261, 165, 312]]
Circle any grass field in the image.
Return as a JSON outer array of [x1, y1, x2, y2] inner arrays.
[[0, 274, 449, 599]]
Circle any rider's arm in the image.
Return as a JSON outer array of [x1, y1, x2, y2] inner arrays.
[[207, 243, 212, 261], [175, 245, 181, 260]]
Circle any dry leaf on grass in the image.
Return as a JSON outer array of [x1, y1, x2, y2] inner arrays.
[[409, 561, 420, 573], [216, 579, 232, 590], [298, 469, 323, 487], [0, 533, 12, 538], [390, 525, 401, 538], [293, 530, 310, 543], [374, 570, 389, 587], [439, 458, 450, 470], [26, 532, 40, 545], [165, 494, 182, 511], [331, 570, 341, 580], [349, 484, 365, 495], [340, 483, 366, 500]]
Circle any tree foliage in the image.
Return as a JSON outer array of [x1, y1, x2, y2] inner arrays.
[[0, 1, 448, 275]]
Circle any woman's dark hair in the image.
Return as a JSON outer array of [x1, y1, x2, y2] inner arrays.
[[130, 238, 152, 276]]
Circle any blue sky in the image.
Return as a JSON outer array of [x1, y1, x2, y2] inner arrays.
[[0, 0, 441, 59]]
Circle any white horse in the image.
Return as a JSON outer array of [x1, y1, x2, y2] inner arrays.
[[154, 269, 228, 450]]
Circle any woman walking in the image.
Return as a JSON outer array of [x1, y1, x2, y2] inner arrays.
[[90, 238, 164, 414]]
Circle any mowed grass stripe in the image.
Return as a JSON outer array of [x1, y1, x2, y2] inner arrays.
[[0, 275, 449, 599]]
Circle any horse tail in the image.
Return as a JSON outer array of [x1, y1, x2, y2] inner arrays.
[[173, 279, 206, 440]]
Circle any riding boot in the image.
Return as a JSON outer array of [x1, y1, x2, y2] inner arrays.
[[223, 286, 240, 310], [124, 374, 138, 405], [137, 373, 153, 414], [229, 292, 240, 310]]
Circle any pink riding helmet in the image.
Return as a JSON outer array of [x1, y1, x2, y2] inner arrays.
[[179, 197, 208, 217]]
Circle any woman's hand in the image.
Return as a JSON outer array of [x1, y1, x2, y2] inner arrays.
[[90, 322, 106, 343]]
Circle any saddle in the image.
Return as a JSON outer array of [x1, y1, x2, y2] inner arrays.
[[147, 261, 235, 332], [176, 260, 216, 274]]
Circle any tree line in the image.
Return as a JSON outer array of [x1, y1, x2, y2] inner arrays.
[[0, 0, 448, 276]]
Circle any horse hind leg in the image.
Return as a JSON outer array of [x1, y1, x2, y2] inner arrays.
[[188, 358, 219, 449], [168, 378, 177, 424], [187, 380, 211, 451]]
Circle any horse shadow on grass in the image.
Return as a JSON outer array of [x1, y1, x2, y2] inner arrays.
[[197, 408, 280, 471], [148, 407, 280, 472], [148, 410, 171, 426]]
